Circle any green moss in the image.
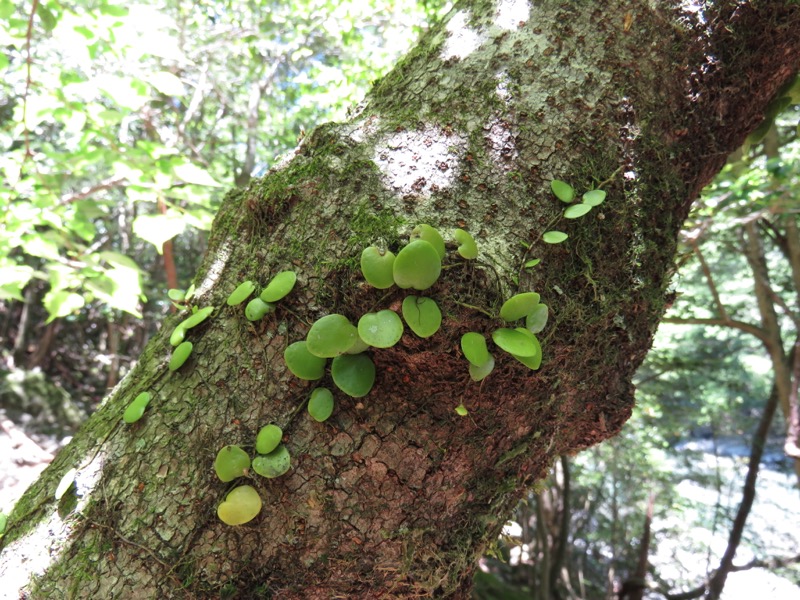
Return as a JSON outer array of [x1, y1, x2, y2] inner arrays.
[[344, 202, 404, 266]]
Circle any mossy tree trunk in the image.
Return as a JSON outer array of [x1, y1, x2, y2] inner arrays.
[[2, 1, 799, 597]]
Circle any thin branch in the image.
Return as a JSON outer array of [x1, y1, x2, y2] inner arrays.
[[785, 337, 800, 459], [730, 553, 800, 572], [21, 0, 40, 162], [662, 383, 783, 600], [689, 240, 728, 320], [786, 214, 800, 309], [767, 285, 800, 331], [660, 317, 770, 346], [58, 177, 127, 206]]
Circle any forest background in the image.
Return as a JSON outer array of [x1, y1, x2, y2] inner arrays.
[[0, 0, 798, 598]]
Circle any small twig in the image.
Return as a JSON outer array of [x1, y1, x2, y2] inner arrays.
[[58, 177, 127, 206], [450, 300, 494, 319], [22, 0, 40, 161], [689, 240, 728, 321], [595, 166, 622, 189], [660, 316, 769, 346]]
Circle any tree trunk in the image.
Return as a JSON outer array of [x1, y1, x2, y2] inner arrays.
[[2, 1, 800, 597]]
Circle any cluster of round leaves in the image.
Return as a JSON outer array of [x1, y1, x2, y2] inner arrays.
[[283, 225, 479, 415], [214, 423, 289, 525], [168, 271, 297, 373], [460, 291, 548, 387], [120, 272, 299, 526], [227, 270, 297, 319], [541, 180, 607, 245], [121, 272, 298, 428]]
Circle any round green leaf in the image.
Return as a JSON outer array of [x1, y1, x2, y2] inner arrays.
[[455, 404, 469, 416], [563, 203, 593, 219], [551, 179, 575, 203], [180, 306, 214, 330], [461, 332, 490, 366], [306, 314, 358, 358], [217, 485, 261, 526], [227, 280, 256, 306], [542, 231, 568, 244], [284, 341, 327, 380], [260, 271, 297, 302], [169, 341, 193, 371], [245, 298, 274, 321], [55, 468, 77, 500], [401, 296, 442, 338], [526, 304, 549, 334], [167, 288, 185, 302], [512, 328, 542, 369], [331, 353, 376, 398], [358, 310, 403, 348], [256, 424, 283, 455], [411, 224, 446, 259], [214, 445, 251, 482], [169, 325, 186, 347], [360, 247, 396, 289], [469, 355, 495, 382], [308, 387, 335, 422], [123, 392, 152, 424], [453, 229, 478, 259], [492, 328, 538, 357], [393, 240, 442, 290], [499, 292, 541, 322], [582, 189, 607, 206], [252, 444, 291, 478], [345, 334, 370, 355]]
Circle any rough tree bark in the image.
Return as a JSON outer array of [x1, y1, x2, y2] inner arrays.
[[2, 1, 800, 597]]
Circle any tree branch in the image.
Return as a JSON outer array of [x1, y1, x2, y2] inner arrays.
[[660, 317, 770, 346], [690, 239, 728, 321], [58, 177, 127, 206]]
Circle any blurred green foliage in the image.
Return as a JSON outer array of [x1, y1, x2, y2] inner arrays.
[[0, 0, 448, 321]]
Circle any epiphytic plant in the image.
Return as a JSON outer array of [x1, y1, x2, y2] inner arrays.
[[308, 387, 335, 422], [123, 392, 152, 424], [214, 445, 251, 482], [217, 485, 262, 526]]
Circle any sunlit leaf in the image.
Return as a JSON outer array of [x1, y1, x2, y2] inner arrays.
[[36, 2, 57, 32], [44, 290, 85, 322], [0, 265, 35, 301], [564, 203, 592, 219], [172, 162, 222, 187], [147, 71, 185, 96], [551, 180, 575, 203], [97, 252, 139, 271], [132, 214, 187, 254], [542, 231, 568, 244], [582, 189, 607, 206]]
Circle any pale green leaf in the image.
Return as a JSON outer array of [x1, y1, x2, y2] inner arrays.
[[147, 71, 185, 96], [22, 235, 62, 261], [551, 180, 575, 203], [563, 203, 592, 219], [0, 265, 35, 301], [173, 162, 222, 187], [582, 189, 607, 206], [44, 290, 85, 322], [542, 231, 568, 244], [99, 251, 141, 271], [132, 214, 187, 254]]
